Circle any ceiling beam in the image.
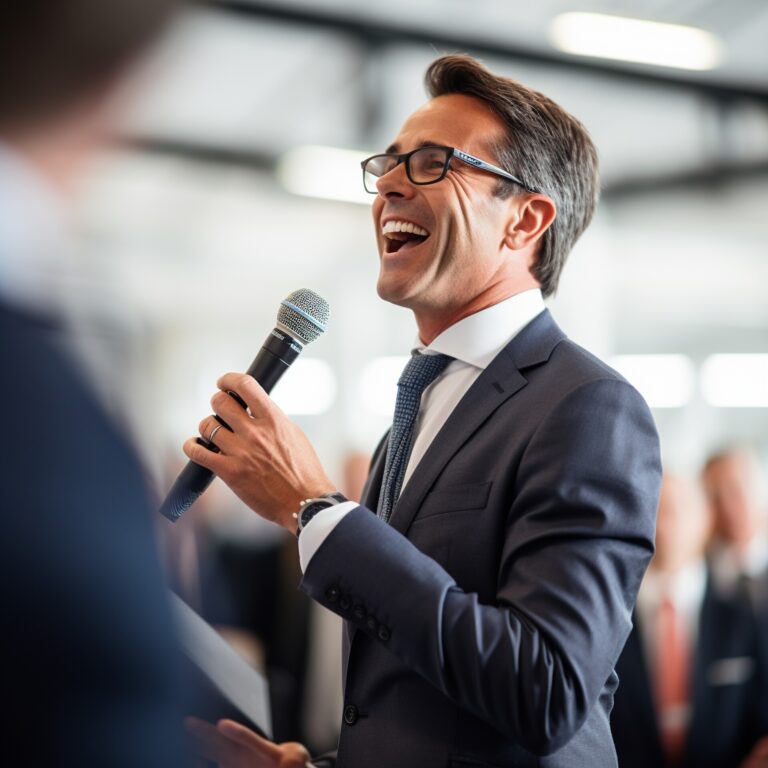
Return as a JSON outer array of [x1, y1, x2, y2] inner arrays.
[[206, 0, 768, 105], [129, 137, 274, 172], [128, 136, 768, 201]]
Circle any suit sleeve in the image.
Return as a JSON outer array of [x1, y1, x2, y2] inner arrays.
[[300, 377, 661, 755]]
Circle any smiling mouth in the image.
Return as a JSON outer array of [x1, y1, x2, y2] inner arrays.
[[382, 220, 430, 254]]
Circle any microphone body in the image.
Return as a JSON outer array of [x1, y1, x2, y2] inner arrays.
[[159, 329, 303, 522], [159, 288, 330, 522]]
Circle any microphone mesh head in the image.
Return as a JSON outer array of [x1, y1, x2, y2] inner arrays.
[[277, 288, 330, 345]]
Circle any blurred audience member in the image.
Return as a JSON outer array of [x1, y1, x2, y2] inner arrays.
[[703, 447, 768, 598], [0, 1, 185, 766], [612, 474, 768, 768], [703, 447, 768, 767]]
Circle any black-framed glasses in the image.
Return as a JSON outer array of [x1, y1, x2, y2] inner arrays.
[[361, 145, 537, 194]]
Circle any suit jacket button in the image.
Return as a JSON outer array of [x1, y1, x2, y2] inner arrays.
[[366, 616, 377, 631], [339, 595, 351, 610], [353, 604, 365, 619], [343, 705, 359, 725], [325, 587, 340, 603], [378, 626, 390, 642]]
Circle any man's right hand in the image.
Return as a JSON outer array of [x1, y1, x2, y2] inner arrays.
[[185, 717, 311, 768]]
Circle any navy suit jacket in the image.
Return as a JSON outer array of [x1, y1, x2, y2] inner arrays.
[[0, 300, 184, 766], [301, 310, 661, 768], [612, 573, 768, 768]]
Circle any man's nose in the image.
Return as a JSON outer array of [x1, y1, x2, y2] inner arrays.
[[376, 160, 415, 199]]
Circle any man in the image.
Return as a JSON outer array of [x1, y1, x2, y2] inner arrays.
[[0, 1, 184, 765], [612, 474, 768, 768], [702, 447, 768, 598], [186, 55, 661, 767], [703, 448, 768, 768]]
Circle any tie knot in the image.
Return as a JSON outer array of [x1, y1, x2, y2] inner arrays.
[[398, 353, 452, 393]]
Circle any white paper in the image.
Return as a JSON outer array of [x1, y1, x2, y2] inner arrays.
[[170, 592, 273, 738]]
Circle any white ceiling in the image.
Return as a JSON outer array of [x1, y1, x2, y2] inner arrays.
[[124, 2, 768, 185]]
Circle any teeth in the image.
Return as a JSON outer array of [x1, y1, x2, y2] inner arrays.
[[382, 220, 428, 237]]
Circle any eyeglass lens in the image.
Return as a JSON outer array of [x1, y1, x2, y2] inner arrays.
[[364, 147, 450, 192]]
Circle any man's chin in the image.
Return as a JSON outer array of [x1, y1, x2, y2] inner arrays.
[[376, 278, 413, 309]]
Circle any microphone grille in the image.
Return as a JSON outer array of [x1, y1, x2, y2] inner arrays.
[[277, 289, 330, 345]]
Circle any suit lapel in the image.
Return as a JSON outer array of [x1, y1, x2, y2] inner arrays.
[[388, 309, 565, 536]]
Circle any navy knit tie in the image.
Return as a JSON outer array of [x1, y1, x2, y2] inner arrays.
[[377, 352, 452, 523]]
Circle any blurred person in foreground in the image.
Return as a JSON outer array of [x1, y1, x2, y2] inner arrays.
[[185, 55, 661, 767], [611, 474, 768, 768], [0, 1, 185, 765]]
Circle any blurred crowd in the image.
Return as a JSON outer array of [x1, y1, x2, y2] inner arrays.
[[611, 446, 768, 768]]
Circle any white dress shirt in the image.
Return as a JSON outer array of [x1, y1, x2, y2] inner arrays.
[[710, 536, 768, 595], [298, 289, 547, 571]]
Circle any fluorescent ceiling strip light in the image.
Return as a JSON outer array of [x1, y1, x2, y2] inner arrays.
[[549, 12, 723, 71], [702, 354, 768, 408], [277, 145, 371, 205], [610, 354, 695, 408]]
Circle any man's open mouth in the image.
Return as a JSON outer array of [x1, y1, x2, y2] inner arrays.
[[382, 220, 430, 254]]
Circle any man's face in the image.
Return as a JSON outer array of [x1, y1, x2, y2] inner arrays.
[[704, 454, 764, 546], [654, 476, 711, 571], [371, 93, 526, 323]]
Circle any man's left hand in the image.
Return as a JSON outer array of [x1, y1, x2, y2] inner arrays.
[[185, 717, 311, 767], [741, 736, 768, 768], [183, 372, 334, 532]]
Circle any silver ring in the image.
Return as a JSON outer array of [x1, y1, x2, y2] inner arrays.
[[208, 424, 223, 444]]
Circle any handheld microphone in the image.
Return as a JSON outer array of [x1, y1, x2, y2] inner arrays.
[[159, 289, 330, 522]]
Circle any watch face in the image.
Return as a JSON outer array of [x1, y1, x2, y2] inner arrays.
[[298, 493, 347, 532]]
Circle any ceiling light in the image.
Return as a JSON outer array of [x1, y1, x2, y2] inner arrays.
[[359, 356, 410, 415], [277, 145, 371, 205], [702, 354, 768, 408], [610, 354, 695, 408], [271, 358, 337, 415], [549, 12, 723, 71]]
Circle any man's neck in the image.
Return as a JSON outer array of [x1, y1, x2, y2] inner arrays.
[[415, 282, 541, 345]]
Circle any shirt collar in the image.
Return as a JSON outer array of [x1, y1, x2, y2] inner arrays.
[[710, 536, 768, 590], [412, 289, 546, 369], [743, 534, 768, 576], [638, 559, 708, 615]]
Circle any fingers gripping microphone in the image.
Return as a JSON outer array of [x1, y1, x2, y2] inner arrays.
[[159, 289, 330, 522]]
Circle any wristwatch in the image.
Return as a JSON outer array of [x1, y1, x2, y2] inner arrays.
[[295, 491, 348, 535]]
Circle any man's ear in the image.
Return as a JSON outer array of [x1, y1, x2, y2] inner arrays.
[[503, 194, 557, 251]]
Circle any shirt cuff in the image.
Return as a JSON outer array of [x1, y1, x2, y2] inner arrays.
[[298, 501, 359, 572]]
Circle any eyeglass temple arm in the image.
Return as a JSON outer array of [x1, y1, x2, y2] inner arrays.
[[452, 149, 535, 192]]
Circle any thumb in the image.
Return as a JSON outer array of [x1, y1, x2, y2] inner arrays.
[[216, 720, 280, 757]]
